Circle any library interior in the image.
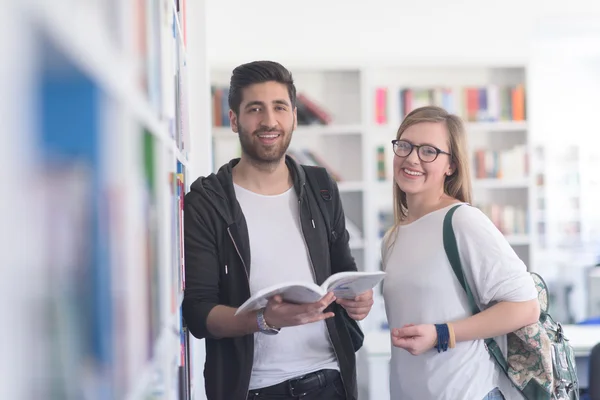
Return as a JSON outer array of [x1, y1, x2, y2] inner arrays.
[[3, 0, 600, 399]]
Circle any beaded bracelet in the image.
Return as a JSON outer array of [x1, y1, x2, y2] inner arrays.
[[447, 322, 456, 349]]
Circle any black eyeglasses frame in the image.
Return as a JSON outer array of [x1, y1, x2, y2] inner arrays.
[[391, 139, 451, 163]]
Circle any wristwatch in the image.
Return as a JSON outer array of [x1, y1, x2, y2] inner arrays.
[[257, 308, 280, 335]]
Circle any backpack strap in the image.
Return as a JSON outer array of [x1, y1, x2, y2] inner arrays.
[[443, 204, 479, 316], [443, 204, 509, 373], [301, 165, 364, 351], [302, 165, 335, 245]]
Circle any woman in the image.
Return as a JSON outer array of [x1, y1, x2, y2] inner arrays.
[[381, 106, 540, 400]]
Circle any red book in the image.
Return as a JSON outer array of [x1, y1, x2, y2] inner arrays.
[[375, 87, 387, 125]]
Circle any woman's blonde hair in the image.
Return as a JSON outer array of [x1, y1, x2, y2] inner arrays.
[[382, 106, 472, 262]]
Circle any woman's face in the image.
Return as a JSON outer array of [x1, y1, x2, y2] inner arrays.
[[393, 122, 454, 197]]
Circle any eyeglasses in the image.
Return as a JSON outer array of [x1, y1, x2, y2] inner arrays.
[[391, 139, 451, 163]]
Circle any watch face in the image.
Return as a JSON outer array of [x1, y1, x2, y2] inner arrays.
[[262, 328, 279, 335]]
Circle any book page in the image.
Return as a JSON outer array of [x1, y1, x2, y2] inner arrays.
[[235, 282, 324, 315], [322, 271, 385, 299]]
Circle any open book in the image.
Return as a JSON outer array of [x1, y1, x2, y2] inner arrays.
[[234, 271, 385, 315]]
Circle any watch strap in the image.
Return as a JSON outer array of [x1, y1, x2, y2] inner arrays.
[[257, 308, 280, 335]]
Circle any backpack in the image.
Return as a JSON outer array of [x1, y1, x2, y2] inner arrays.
[[443, 204, 579, 400], [301, 165, 365, 352]]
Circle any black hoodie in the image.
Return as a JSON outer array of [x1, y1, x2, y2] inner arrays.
[[182, 156, 361, 400]]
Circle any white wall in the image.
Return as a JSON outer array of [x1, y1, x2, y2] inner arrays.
[[206, 0, 600, 68]]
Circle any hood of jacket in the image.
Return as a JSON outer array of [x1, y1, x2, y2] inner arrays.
[[189, 154, 309, 226]]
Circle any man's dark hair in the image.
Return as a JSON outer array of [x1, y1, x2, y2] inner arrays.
[[228, 61, 297, 115]]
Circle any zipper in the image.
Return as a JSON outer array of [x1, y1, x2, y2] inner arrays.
[[298, 194, 348, 398], [226, 227, 250, 282], [226, 226, 252, 397]]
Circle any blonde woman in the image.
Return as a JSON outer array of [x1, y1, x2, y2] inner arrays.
[[381, 106, 540, 400]]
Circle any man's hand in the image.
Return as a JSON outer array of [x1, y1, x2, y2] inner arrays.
[[391, 323, 437, 355], [335, 289, 374, 321], [263, 292, 337, 328]]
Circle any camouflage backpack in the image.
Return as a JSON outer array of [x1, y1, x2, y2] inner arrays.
[[443, 204, 579, 400]]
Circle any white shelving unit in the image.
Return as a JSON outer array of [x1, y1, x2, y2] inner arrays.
[[5, 1, 210, 399], [209, 63, 533, 333]]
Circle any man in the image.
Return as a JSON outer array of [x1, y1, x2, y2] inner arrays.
[[182, 60, 373, 400]]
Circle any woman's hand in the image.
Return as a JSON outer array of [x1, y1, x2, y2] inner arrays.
[[391, 323, 438, 355]]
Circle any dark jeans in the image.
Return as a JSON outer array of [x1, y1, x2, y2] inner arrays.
[[246, 369, 346, 400]]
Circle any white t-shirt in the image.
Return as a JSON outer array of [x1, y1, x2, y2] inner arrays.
[[234, 184, 339, 390], [382, 203, 537, 400]]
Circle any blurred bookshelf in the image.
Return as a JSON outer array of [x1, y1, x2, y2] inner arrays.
[[6, 0, 206, 399], [210, 64, 534, 333]]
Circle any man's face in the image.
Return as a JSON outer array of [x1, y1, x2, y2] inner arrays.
[[230, 81, 297, 166]]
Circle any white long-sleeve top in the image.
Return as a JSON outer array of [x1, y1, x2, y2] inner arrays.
[[382, 203, 537, 400]]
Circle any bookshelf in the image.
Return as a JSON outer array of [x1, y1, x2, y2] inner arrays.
[[210, 64, 534, 333], [9, 0, 208, 399]]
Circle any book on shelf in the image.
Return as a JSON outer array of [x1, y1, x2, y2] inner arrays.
[[374, 87, 387, 125], [296, 93, 332, 125], [376, 146, 386, 181], [177, 168, 186, 291], [473, 145, 528, 180], [477, 203, 528, 236], [40, 67, 126, 398], [234, 271, 386, 315], [142, 130, 162, 355], [134, 0, 190, 154], [375, 84, 526, 123], [169, 166, 186, 314], [211, 86, 229, 127], [160, 2, 176, 134], [287, 148, 343, 182]]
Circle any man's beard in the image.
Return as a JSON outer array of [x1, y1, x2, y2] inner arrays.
[[238, 123, 293, 168]]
